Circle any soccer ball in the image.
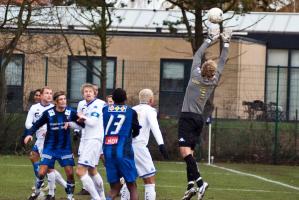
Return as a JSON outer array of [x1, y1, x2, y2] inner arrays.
[[207, 7, 223, 23]]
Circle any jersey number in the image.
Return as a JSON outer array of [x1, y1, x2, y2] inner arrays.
[[105, 114, 126, 135]]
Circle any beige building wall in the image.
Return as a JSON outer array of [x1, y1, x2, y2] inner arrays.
[[17, 33, 266, 118]]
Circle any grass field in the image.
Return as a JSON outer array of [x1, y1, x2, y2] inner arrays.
[[0, 155, 298, 200]]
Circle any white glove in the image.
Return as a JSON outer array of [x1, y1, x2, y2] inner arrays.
[[221, 28, 233, 43]]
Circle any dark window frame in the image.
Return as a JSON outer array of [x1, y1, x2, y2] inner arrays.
[[0, 54, 25, 112], [67, 56, 117, 102], [266, 48, 299, 120]]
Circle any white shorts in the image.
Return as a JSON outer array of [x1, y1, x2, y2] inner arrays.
[[78, 139, 102, 168], [133, 144, 156, 178], [33, 138, 45, 155]]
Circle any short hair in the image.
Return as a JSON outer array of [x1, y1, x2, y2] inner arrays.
[[80, 83, 98, 95], [201, 60, 217, 78], [40, 86, 52, 94], [112, 88, 127, 104], [53, 91, 66, 101], [106, 94, 112, 100], [139, 89, 154, 104]]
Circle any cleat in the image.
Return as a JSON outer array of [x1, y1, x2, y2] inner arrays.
[[31, 182, 46, 191], [45, 194, 55, 200], [76, 188, 90, 195], [181, 187, 198, 200], [28, 192, 40, 200], [197, 182, 209, 200]]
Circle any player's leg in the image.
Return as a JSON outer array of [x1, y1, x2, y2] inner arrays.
[[28, 164, 49, 200], [29, 150, 40, 179], [133, 144, 157, 200], [119, 158, 138, 200], [77, 139, 103, 200], [178, 115, 204, 200], [46, 169, 56, 199], [77, 165, 101, 200], [54, 169, 67, 188], [126, 182, 138, 200], [88, 167, 106, 199], [107, 181, 123, 200], [143, 176, 156, 200], [63, 166, 75, 200]]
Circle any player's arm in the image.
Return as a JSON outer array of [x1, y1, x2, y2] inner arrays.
[[24, 111, 48, 144], [25, 106, 35, 129], [148, 110, 169, 159], [70, 110, 85, 128], [131, 110, 140, 138], [215, 29, 232, 80], [191, 23, 220, 72], [148, 110, 164, 145]]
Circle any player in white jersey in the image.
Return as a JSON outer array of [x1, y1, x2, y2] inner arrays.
[[25, 87, 67, 200], [76, 83, 106, 200], [120, 88, 168, 200]]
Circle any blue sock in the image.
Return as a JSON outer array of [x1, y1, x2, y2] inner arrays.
[[65, 181, 75, 194], [32, 162, 40, 178]]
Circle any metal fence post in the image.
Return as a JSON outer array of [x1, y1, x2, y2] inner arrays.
[[273, 65, 280, 164], [121, 59, 125, 89], [44, 56, 48, 86]]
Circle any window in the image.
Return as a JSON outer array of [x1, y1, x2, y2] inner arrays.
[[266, 49, 299, 120], [68, 56, 116, 103], [1, 55, 24, 112], [160, 61, 185, 92], [159, 59, 192, 117]]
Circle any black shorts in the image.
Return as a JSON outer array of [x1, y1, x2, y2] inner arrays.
[[178, 112, 204, 150]]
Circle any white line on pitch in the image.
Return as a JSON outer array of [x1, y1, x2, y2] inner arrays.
[[156, 185, 299, 194], [208, 164, 299, 191]]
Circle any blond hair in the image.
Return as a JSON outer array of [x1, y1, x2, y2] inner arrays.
[[80, 83, 98, 95], [201, 60, 217, 78], [139, 89, 154, 104]]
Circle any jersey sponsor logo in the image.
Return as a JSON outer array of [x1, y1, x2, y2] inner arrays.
[[91, 112, 100, 118], [48, 109, 55, 117], [65, 109, 71, 116], [105, 135, 119, 145], [108, 105, 127, 112]]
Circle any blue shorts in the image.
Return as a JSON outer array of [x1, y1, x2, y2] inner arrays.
[[32, 145, 39, 153], [105, 157, 138, 184], [40, 153, 75, 169]]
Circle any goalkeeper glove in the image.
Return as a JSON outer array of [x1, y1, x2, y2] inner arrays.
[[207, 23, 220, 41], [221, 28, 232, 44]]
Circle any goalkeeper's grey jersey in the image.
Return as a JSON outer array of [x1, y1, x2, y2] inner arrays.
[[181, 40, 229, 115]]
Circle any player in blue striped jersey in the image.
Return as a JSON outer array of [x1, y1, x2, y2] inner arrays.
[[24, 91, 83, 200], [103, 88, 140, 200]]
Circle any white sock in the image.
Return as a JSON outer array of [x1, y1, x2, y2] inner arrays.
[[47, 172, 55, 197], [81, 173, 101, 200], [144, 184, 156, 200], [91, 173, 106, 199], [120, 183, 130, 200], [54, 170, 67, 188]]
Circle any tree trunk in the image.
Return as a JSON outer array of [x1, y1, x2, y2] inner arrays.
[[99, 3, 107, 98]]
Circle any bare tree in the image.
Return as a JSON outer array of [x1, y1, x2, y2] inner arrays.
[[56, 0, 120, 98], [164, 0, 278, 119]]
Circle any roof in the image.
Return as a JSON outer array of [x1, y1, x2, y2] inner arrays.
[[1, 6, 299, 34]]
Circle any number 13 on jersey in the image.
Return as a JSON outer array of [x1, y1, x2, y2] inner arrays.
[[105, 114, 126, 135]]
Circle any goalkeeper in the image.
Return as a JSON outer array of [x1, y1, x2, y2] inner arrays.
[[179, 24, 232, 200]]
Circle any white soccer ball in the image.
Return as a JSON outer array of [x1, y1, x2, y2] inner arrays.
[[207, 7, 223, 23]]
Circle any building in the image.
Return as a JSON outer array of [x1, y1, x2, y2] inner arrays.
[[2, 7, 298, 119]]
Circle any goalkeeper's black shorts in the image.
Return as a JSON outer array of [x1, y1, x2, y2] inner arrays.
[[178, 112, 204, 150]]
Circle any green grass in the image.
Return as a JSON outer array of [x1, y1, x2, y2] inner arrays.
[[0, 155, 298, 200]]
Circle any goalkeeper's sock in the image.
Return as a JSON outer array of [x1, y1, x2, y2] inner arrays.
[[184, 154, 201, 183], [196, 177, 204, 188]]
